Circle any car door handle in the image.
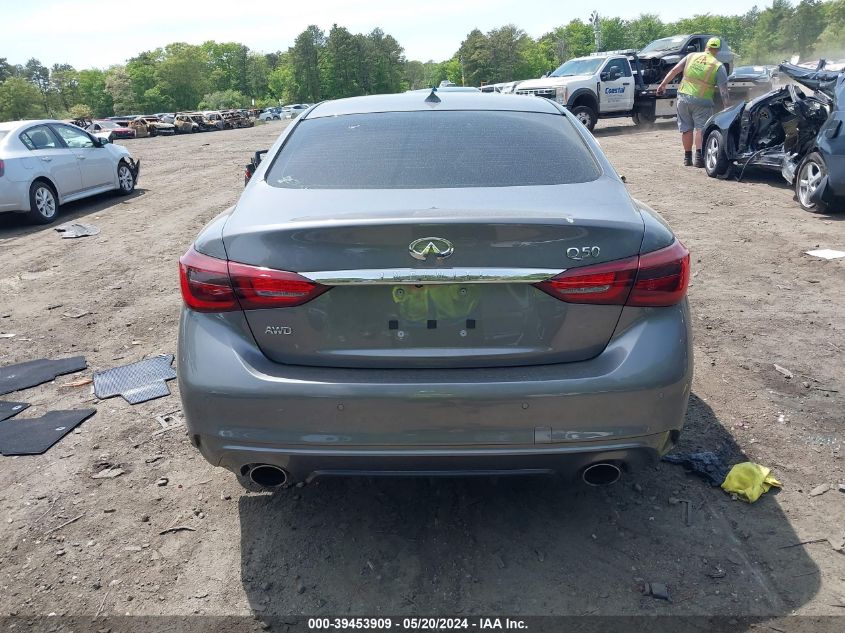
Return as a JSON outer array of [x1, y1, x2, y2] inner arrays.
[[40, 157, 52, 162], [622, 82, 631, 86], [77, 155, 86, 160]]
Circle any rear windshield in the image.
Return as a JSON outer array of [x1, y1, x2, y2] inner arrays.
[[266, 110, 601, 189]]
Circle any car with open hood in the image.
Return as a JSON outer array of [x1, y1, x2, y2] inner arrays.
[[702, 62, 845, 213]]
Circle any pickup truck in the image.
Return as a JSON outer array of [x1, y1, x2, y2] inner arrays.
[[515, 34, 733, 131]]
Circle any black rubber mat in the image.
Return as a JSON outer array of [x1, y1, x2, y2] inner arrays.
[[93, 354, 176, 404], [0, 401, 29, 422], [0, 357, 87, 396], [0, 409, 95, 456]]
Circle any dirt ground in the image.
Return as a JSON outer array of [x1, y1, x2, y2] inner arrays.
[[0, 118, 843, 628]]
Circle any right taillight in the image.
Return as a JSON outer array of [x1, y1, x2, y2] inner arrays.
[[536, 240, 690, 307], [0, 159, 5, 177], [179, 247, 328, 313]]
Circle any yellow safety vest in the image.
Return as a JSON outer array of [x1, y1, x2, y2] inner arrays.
[[679, 52, 722, 100]]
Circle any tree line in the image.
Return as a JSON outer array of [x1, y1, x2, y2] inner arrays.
[[1, 0, 843, 122]]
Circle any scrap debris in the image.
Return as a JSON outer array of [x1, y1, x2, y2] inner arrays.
[[663, 451, 730, 486], [0, 356, 87, 396], [54, 222, 100, 238], [721, 462, 782, 503], [774, 364, 794, 379], [643, 582, 672, 602], [805, 249, 845, 260], [93, 354, 176, 404]]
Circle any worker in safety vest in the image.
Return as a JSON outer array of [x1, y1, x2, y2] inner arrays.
[[657, 37, 730, 167]]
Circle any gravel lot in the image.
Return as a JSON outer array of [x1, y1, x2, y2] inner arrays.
[[0, 118, 843, 627]]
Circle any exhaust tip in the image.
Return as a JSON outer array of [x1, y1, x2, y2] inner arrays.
[[582, 462, 622, 487], [248, 464, 289, 489]]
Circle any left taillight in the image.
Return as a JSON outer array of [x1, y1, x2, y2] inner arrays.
[[536, 240, 690, 307], [179, 248, 239, 312], [179, 247, 328, 312], [0, 159, 5, 177]]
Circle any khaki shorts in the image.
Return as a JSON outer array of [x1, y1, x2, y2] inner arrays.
[[677, 98, 714, 133]]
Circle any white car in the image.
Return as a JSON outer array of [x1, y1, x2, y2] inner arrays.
[[259, 108, 282, 121], [0, 119, 140, 224], [283, 103, 311, 118]]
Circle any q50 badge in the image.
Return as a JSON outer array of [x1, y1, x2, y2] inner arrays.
[[567, 246, 601, 261]]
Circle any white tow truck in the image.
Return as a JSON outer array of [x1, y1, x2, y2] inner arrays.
[[515, 50, 681, 131]]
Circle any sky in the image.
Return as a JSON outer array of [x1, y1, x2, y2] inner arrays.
[[3, 0, 768, 69]]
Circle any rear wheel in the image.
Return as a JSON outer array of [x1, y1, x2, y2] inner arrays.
[[116, 162, 135, 195], [632, 110, 656, 127], [704, 130, 731, 179], [27, 181, 59, 224], [571, 105, 597, 132]]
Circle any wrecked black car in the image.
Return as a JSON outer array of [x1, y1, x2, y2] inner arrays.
[[702, 62, 845, 213], [637, 34, 734, 85]]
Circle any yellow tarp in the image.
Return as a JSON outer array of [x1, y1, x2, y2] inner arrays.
[[721, 462, 782, 503]]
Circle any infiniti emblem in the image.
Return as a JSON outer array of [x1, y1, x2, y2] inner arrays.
[[409, 237, 454, 261]]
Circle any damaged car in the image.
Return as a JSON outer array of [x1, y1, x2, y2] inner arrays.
[[702, 62, 845, 213], [0, 119, 140, 224], [637, 33, 734, 85], [129, 115, 176, 138]]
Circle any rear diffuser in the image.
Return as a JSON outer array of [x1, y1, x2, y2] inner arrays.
[[0, 357, 87, 396], [93, 355, 176, 404], [0, 401, 29, 422], [0, 409, 96, 456]]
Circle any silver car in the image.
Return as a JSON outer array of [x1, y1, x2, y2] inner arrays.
[[178, 92, 693, 490], [0, 119, 139, 224]]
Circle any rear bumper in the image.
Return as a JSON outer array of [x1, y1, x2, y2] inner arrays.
[[0, 179, 31, 213], [178, 302, 693, 482]]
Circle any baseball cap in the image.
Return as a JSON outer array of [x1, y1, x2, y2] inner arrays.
[[706, 37, 722, 50]]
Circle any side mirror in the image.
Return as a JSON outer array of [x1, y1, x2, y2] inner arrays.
[[600, 72, 610, 82], [96, 136, 111, 146], [686, 45, 697, 52]]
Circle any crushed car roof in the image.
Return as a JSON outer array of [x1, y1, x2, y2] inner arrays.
[[305, 92, 562, 119]]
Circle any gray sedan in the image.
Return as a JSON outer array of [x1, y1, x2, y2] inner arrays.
[[177, 92, 692, 490]]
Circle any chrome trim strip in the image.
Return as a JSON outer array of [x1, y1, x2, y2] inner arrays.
[[300, 268, 563, 285]]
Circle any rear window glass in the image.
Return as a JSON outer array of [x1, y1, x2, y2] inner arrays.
[[266, 111, 601, 189]]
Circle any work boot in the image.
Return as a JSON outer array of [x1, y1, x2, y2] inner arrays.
[[683, 151, 692, 167], [694, 149, 704, 168]]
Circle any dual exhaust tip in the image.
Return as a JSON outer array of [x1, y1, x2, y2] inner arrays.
[[242, 462, 621, 489]]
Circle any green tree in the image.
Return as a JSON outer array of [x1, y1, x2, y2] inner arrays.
[[105, 66, 137, 115], [0, 77, 45, 120], [290, 25, 325, 102], [68, 103, 93, 120], [24, 58, 51, 114], [628, 14, 667, 49], [598, 17, 630, 51], [155, 43, 209, 111], [50, 63, 79, 111], [198, 89, 249, 110], [785, 0, 826, 58], [77, 69, 113, 117]]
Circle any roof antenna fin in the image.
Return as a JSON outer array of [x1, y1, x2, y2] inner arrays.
[[425, 88, 441, 104]]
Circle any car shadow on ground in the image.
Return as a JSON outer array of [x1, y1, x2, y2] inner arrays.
[[593, 120, 678, 138], [238, 394, 819, 623], [0, 188, 147, 237]]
